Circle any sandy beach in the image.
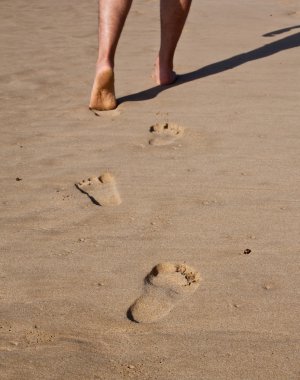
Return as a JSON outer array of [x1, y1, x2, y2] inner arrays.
[[0, 0, 300, 378]]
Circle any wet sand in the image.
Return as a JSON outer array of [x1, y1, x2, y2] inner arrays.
[[0, 0, 300, 379]]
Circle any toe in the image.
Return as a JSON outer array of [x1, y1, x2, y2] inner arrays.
[[99, 172, 114, 184]]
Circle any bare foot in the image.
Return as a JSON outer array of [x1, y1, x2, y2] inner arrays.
[[89, 67, 117, 111], [153, 57, 177, 85]]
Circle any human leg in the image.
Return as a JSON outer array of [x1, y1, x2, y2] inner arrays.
[[154, 0, 192, 85], [89, 0, 133, 110]]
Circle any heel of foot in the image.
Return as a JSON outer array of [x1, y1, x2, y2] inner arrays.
[[89, 69, 117, 111]]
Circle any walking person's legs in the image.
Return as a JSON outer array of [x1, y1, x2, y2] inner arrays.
[[89, 0, 132, 111], [89, 0, 192, 110]]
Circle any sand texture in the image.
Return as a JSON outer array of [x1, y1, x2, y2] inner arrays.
[[0, 0, 300, 379]]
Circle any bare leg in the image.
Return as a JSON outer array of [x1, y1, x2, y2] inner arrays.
[[89, 0, 132, 111], [154, 0, 192, 85]]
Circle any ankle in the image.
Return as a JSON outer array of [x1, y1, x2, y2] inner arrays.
[[96, 58, 114, 72], [157, 52, 174, 70]]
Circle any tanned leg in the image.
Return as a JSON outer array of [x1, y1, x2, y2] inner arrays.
[[154, 0, 192, 85], [89, 0, 133, 110]]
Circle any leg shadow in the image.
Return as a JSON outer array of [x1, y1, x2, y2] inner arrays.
[[118, 31, 300, 105]]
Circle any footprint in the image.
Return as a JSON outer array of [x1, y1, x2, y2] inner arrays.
[[128, 262, 201, 323], [149, 123, 184, 146], [76, 172, 121, 206]]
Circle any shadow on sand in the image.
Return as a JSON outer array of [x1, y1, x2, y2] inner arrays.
[[118, 28, 300, 106]]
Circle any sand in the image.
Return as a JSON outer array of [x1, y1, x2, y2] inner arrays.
[[0, 0, 300, 379]]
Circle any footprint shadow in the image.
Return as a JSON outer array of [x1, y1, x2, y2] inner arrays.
[[75, 184, 100, 206], [126, 308, 137, 323]]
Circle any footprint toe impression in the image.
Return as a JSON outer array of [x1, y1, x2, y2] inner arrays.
[[129, 262, 201, 323], [149, 123, 184, 146]]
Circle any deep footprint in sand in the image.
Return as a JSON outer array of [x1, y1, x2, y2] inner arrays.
[[129, 262, 201, 323], [76, 172, 121, 206], [149, 123, 184, 146]]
